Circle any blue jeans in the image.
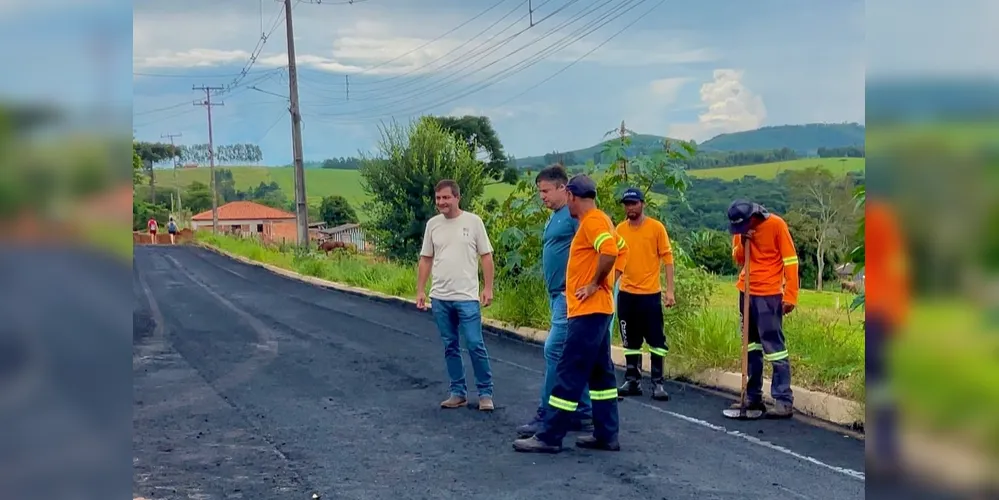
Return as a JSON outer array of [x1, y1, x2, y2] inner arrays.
[[431, 298, 494, 398], [539, 292, 592, 418]]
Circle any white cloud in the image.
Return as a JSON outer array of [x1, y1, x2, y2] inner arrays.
[[446, 102, 555, 121], [623, 77, 691, 135], [649, 77, 691, 102], [668, 69, 766, 142], [131, 3, 717, 77]]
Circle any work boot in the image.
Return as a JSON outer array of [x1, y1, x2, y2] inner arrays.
[[440, 395, 467, 409], [767, 401, 794, 419], [651, 382, 670, 401], [478, 396, 495, 412], [516, 408, 545, 438], [570, 417, 594, 433], [512, 435, 562, 454], [617, 380, 642, 398], [575, 435, 621, 451]]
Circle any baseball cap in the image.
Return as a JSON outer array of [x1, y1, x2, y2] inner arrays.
[[727, 199, 769, 234], [619, 187, 644, 203], [565, 174, 597, 199]]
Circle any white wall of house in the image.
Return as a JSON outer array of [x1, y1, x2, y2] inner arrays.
[[191, 218, 293, 233]]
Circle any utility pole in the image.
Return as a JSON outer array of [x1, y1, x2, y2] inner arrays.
[[193, 86, 224, 233], [284, 0, 309, 246], [161, 132, 183, 214]]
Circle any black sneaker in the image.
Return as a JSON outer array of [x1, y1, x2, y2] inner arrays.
[[575, 435, 620, 451], [618, 380, 642, 398]]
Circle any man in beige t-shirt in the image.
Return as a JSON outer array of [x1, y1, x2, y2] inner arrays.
[[416, 179, 496, 412]]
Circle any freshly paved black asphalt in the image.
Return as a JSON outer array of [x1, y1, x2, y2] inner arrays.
[[133, 245, 867, 500]]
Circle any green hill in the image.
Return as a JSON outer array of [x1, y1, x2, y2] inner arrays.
[[699, 123, 865, 153], [515, 134, 676, 169], [512, 123, 865, 169]]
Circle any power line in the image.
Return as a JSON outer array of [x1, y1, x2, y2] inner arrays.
[[313, 0, 635, 119], [347, 0, 512, 79], [303, 0, 572, 107], [193, 85, 225, 234], [318, 0, 596, 107], [216, 1, 289, 97], [494, 0, 665, 107], [341, 0, 534, 92]]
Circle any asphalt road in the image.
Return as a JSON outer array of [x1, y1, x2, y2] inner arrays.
[[133, 245, 867, 500]]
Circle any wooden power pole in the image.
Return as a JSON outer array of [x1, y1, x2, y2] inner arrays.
[[193, 86, 224, 233], [284, 0, 309, 246]]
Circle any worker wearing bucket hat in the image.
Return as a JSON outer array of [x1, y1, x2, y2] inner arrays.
[[722, 199, 798, 420]]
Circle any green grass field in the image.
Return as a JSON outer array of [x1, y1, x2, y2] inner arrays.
[[689, 157, 865, 181]]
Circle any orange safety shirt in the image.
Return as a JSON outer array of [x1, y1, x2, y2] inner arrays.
[[566, 207, 628, 318], [616, 217, 674, 294], [865, 200, 910, 329], [732, 213, 800, 305]]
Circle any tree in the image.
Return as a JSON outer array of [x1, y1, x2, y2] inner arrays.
[[432, 115, 509, 182], [685, 229, 738, 275], [132, 144, 144, 187], [319, 195, 358, 226], [783, 166, 859, 290], [183, 181, 214, 214], [359, 117, 485, 261]]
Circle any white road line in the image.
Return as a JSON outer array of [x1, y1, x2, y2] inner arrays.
[[628, 399, 866, 481]]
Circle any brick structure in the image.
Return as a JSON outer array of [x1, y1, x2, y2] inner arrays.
[[191, 201, 298, 243]]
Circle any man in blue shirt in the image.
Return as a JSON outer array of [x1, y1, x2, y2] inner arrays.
[[516, 165, 594, 438]]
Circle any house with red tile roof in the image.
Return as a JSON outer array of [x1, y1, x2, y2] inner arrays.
[[191, 201, 298, 242]]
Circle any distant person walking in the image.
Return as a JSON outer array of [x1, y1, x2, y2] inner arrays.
[[167, 216, 179, 244], [516, 165, 594, 439], [514, 174, 628, 453], [724, 199, 799, 419], [147, 217, 158, 244], [614, 188, 676, 401], [416, 179, 497, 412]]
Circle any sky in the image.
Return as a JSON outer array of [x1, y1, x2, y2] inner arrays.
[[125, 0, 871, 164], [10, 0, 993, 166]]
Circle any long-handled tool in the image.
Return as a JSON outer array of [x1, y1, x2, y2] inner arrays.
[[723, 235, 764, 420]]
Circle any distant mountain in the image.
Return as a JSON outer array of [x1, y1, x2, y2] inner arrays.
[[515, 134, 677, 169], [698, 123, 865, 154], [515, 123, 866, 169]]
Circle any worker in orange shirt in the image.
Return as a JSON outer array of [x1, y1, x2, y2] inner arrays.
[[865, 199, 909, 471], [725, 199, 798, 419], [614, 188, 675, 401], [513, 174, 628, 453]]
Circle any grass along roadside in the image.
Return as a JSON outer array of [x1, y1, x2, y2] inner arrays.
[[198, 233, 865, 403]]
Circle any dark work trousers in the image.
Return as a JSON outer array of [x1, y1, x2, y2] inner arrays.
[[739, 292, 793, 406], [536, 313, 619, 446], [866, 314, 898, 465], [617, 291, 667, 384]]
